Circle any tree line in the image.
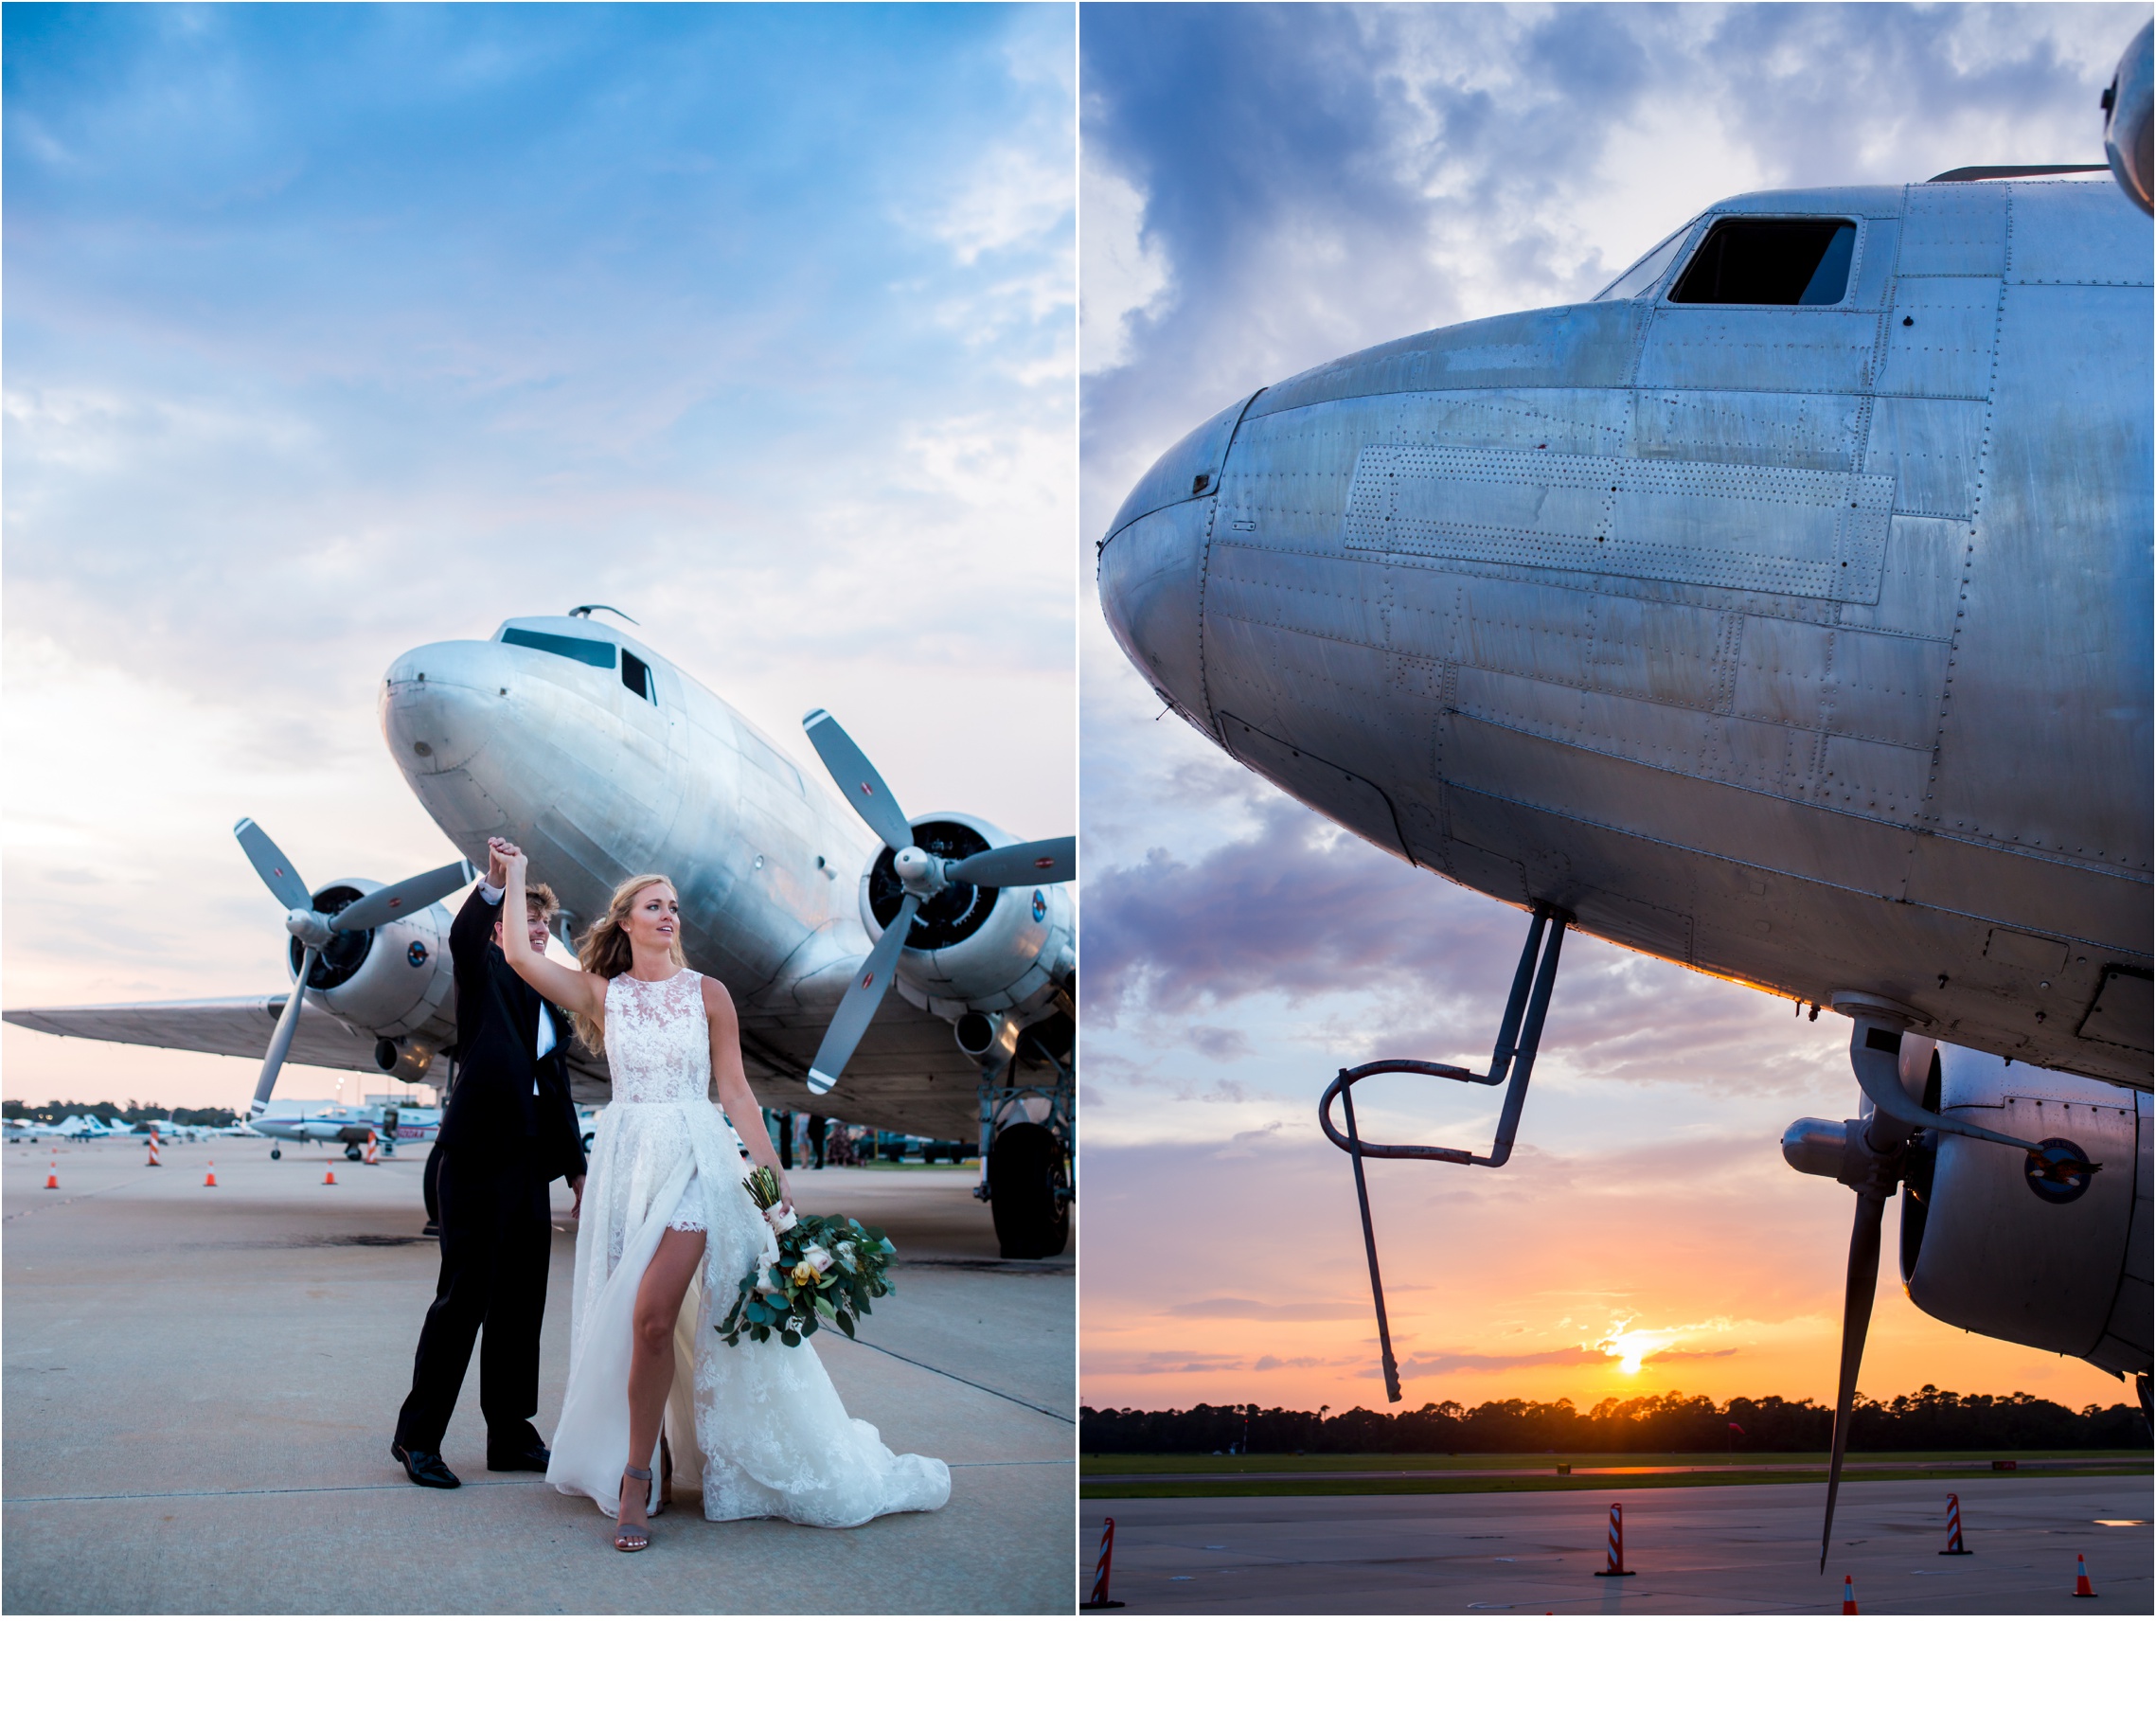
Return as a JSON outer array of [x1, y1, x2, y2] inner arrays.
[[1082, 1386, 2152, 1455], [4, 1099, 239, 1128]]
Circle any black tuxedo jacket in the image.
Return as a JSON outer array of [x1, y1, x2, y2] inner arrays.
[[437, 884, 585, 1183]]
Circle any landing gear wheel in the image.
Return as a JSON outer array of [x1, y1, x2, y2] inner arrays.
[[344, 1142, 363, 1161], [987, 1123, 1070, 1259], [270, 1147, 281, 1160]]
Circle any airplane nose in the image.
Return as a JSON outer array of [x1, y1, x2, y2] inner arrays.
[[380, 641, 507, 777], [1096, 391, 1260, 726]]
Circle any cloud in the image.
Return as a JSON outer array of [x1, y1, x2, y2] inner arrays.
[[1084, 790, 1845, 1095], [1169, 1297, 1372, 1322]]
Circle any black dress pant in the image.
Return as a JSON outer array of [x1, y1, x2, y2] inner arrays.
[[394, 1149, 552, 1454]]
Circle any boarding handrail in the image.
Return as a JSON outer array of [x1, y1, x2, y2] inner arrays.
[[1318, 902, 1570, 1401]]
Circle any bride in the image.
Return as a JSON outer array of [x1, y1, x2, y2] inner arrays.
[[496, 847, 950, 1551]]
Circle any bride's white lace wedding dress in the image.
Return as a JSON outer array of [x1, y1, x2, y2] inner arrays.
[[548, 968, 950, 1525]]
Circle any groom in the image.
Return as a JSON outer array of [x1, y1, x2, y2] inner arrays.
[[391, 837, 586, 1489]]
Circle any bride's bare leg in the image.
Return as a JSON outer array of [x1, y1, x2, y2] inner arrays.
[[621, 1226, 705, 1535]]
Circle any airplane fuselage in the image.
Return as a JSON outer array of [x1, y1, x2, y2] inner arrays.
[[1101, 178, 2152, 1089], [380, 615, 1073, 1138]]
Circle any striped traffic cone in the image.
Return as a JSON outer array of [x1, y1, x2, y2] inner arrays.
[[146, 1135, 162, 1168], [44, 1157, 59, 1189], [1593, 1501, 1636, 1576], [1082, 1516, 1127, 1610], [364, 1134, 380, 1166], [1842, 1574, 1858, 1614], [2073, 1554, 2096, 1598], [205, 1161, 218, 1187], [1939, 1491, 1971, 1554]]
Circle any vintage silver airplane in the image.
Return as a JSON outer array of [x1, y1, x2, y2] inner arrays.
[[1098, 33, 2152, 1554], [5, 610, 1076, 1255]]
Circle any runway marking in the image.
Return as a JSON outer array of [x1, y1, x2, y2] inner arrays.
[[848, 1337, 1074, 1424], [3, 1185, 134, 1222]]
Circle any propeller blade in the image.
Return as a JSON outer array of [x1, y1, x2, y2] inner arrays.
[[943, 836, 1076, 889], [805, 893, 920, 1096], [234, 818, 312, 913], [328, 859, 476, 934], [802, 709, 916, 854], [1819, 1186, 1886, 1572], [250, 948, 319, 1120]]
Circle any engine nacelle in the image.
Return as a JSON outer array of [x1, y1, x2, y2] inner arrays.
[[858, 813, 1076, 1025], [1899, 1045, 2151, 1380], [287, 879, 458, 1039]]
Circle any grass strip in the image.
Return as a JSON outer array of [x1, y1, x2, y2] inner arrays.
[[1079, 1463, 2149, 1501]]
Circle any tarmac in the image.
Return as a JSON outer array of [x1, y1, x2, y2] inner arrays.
[[4, 1135, 1074, 1614], [1078, 1478, 2154, 1614]]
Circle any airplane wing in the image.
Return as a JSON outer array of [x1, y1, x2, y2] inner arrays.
[[2, 997, 615, 1103]]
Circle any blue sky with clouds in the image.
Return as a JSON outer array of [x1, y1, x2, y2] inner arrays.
[[1077, 2, 2147, 1411], [4, 2, 1075, 1105]]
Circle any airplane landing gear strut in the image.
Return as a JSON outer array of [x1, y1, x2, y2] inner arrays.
[[1317, 902, 1571, 1401]]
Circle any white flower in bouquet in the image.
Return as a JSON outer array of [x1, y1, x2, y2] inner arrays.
[[801, 1243, 833, 1275], [835, 1239, 858, 1271]]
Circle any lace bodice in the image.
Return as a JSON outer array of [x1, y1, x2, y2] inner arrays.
[[603, 969, 710, 1104]]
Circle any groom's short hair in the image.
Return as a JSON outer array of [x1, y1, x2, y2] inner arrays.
[[521, 881, 560, 920]]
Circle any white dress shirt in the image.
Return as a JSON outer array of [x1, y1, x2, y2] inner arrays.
[[482, 881, 556, 1092]]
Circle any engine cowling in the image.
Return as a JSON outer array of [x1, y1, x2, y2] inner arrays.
[[286, 879, 458, 1040], [1898, 1045, 2151, 1380], [857, 813, 1076, 1025]]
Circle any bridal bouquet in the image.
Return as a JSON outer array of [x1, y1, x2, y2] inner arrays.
[[716, 1166, 898, 1347]]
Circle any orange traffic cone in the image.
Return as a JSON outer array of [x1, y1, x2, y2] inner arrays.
[[364, 1135, 380, 1166], [146, 1136, 162, 1168], [324, 1168, 338, 1186], [2073, 1554, 2096, 1598], [205, 1161, 218, 1187], [43, 1164, 59, 1189], [1841, 1575, 1858, 1614]]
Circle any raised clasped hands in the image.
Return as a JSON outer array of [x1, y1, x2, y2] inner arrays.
[[486, 836, 524, 889]]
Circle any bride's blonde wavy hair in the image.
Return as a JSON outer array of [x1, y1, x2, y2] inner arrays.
[[571, 872, 686, 1052]]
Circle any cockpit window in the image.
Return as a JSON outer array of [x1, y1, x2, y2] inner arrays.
[[1668, 218, 1856, 306], [503, 628, 616, 669], [1593, 223, 1694, 302], [621, 651, 655, 704]]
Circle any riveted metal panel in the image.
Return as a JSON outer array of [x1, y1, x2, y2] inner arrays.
[[1929, 282, 2152, 878], [1584, 596, 1739, 711], [1896, 183, 2008, 276], [2005, 180, 2154, 286], [1815, 731, 1933, 822], [1461, 578, 1594, 684], [1826, 628, 1953, 750], [1863, 396, 1986, 517], [1631, 388, 1861, 470], [1733, 617, 1951, 752], [1636, 308, 1879, 392], [1844, 513, 1964, 641], [1247, 302, 1649, 420], [1879, 276, 2002, 398], [1345, 444, 1893, 602]]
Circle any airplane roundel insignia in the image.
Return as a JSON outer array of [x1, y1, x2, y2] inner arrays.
[[1031, 889, 1046, 922], [407, 940, 428, 968], [2024, 1137, 2096, 1204]]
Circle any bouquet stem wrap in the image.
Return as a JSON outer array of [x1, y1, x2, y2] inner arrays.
[[717, 1165, 899, 1347]]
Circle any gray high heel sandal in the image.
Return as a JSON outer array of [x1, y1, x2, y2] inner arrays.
[[615, 1465, 653, 1553]]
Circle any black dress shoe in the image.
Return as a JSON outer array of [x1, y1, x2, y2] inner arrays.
[[392, 1442, 461, 1489], [487, 1442, 551, 1473]]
